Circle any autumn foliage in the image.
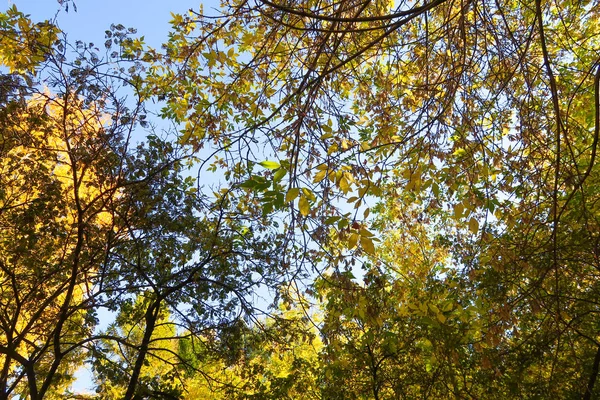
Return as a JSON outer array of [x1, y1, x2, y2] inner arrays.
[[2, 0, 600, 398]]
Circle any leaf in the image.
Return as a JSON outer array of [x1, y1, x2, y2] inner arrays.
[[357, 306, 366, 319], [259, 160, 280, 170], [468, 217, 479, 234], [298, 196, 310, 216], [285, 187, 300, 203], [302, 187, 316, 201], [273, 168, 286, 183], [240, 178, 257, 189], [339, 175, 350, 192], [360, 236, 375, 254], [436, 312, 447, 323], [324, 216, 341, 225], [360, 228, 374, 238], [313, 169, 327, 183], [337, 218, 349, 229], [453, 202, 464, 219], [348, 233, 359, 249]]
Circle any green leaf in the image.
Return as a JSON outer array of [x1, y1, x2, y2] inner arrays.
[[240, 179, 257, 189], [337, 218, 349, 229], [324, 216, 341, 225], [273, 168, 286, 183]]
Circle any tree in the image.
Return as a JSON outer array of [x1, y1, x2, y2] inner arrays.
[[5, 0, 600, 398], [0, 10, 289, 399], [0, 5, 58, 74], [133, 0, 595, 285], [314, 214, 471, 399], [0, 83, 130, 398], [141, 0, 600, 397], [182, 304, 322, 400], [0, 15, 155, 393], [93, 297, 182, 398], [89, 130, 288, 399]]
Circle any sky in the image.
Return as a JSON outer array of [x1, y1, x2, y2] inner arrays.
[[9, 0, 204, 48], [4, 0, 211, 393]]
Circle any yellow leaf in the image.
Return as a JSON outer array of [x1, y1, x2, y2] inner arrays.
[[468, 217, 479, 234], [360, 236, 375, 254], [285, 187, 300, 203], [259, 160, 280, 170], [453, 203, 464, 219], [339, 175, 350, 192], [407, 171, 421, 191], [313, 169, 327, 183], [298, 196, 310, 216], [437, 313, 447, 324], [302, 187, 316, 201], [360, 228, 374, 238], [348, 233, 359, 249], [273, 168, 286, 182]]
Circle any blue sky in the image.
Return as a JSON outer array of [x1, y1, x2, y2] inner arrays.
[[9, 0, 204, 47]]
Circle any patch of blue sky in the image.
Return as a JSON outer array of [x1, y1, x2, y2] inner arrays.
[[8, 0, 206, 47]]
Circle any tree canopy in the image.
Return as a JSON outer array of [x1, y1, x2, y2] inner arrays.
[[1, 0, 600, 398]]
